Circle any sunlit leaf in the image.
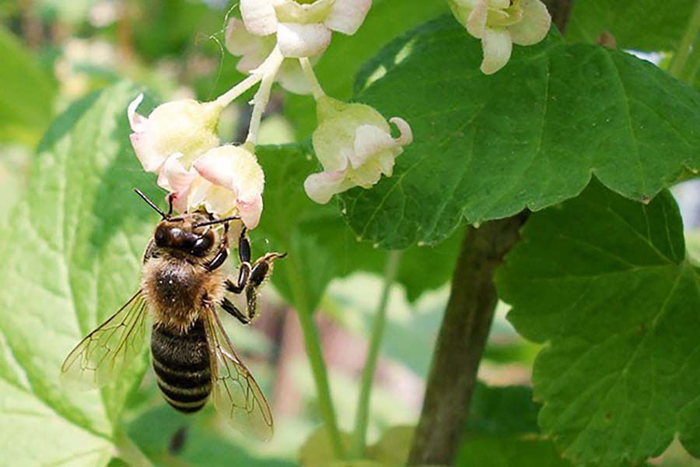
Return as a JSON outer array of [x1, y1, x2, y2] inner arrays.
[[0, 82, 158, 465]]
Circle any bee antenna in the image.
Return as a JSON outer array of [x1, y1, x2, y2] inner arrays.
[[134, 188, 168, 219], [193, 215, 241, 228]]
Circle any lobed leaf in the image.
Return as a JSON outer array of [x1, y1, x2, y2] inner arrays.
[[342, 16, 700, 249], [497, 180, 700, 464]]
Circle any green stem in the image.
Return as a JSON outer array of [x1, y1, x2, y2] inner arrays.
[[669, 1, 700, 80], [286, 256, 345, 458], [349, 250, 403, 458]]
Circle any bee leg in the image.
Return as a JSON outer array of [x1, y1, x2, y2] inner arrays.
[[205, 248, 228, 271], [221, 297, 250, 325], [238, 227, 252, 264], [204, 222, 231, 271], [225, 262, 251, 294], [249, 253, 288, 287], [245, 286, 259, 321]]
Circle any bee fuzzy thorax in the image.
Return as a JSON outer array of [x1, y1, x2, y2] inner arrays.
[[143, 256, 226, 333]]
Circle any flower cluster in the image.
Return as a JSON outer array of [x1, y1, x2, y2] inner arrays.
[[127, 0, 414, 229], [450, 0, 551, 74]]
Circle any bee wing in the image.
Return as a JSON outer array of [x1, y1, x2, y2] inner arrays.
[[61, 290, 149, 390], [202, 304, 274, 440]]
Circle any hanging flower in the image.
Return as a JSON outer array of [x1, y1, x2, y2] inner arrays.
[[450, 0, 551, 74], [127, 94, 222, 172], [304, 97, 412, 204], [156, 145, 265, 229], [226, 17, 316, 94], [239, 0, 372, 58]]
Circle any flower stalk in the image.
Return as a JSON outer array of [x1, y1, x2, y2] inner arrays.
[[350, 250, 403, 458], [246, 47, 285, 145], [300, 56, 326, 100], [669, 0, 700, 81]]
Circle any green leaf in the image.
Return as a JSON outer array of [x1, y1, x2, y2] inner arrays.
[[456, 435, 572, 467], [284, 0, 448, 139], [465, 384, 540, 437], [299, 427, 352, 467], [566, 0, 697, 51], [342, 16, 700, 249], [0, 27, 55, 146], [497, 180, 700, 465], [0, 82, 159, 465], [366, 425, 414, 466]]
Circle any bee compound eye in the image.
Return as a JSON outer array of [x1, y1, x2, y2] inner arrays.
[[154, 225, 169, 246], [191, 234, 214, 257]]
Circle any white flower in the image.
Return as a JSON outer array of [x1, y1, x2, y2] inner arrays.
[[157, 145, 265, 229], [239, 0, 372, 58], [450, 0, 551, 74], [226, 17, 317, 95], [127, 94, 222, 172], [304, 97, 412, 204]]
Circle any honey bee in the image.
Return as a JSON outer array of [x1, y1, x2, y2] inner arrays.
[[62, 189, 285, 439]]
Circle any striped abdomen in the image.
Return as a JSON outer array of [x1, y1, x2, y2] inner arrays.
[[151, 319, 212, 413]]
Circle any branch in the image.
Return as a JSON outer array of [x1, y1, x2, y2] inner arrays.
[[406, 215, 527, 466], [543, 0, 575, 33]]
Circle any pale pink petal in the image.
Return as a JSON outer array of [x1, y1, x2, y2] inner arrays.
[[276, 22, 332, 58], [377, 152, 395, 177], [509, 0, 551, 46], [324, 0, 372, 35], [304, 169, 347, 204], [238, 195, 263, 229], [351, 125, 395, 169], [157, 153, 197, 193], [193, 146, 264, 203], [226, 18, 260, 57], [277, 59, 314, 94], [480, 27, 512, 74], [170, 189, 189, 213], [389, 117, 413, 146], [130, 133, 165, 173], [240, 0, 278, 36], [127, 93, 147, 131], [466, 0, 489, 38]]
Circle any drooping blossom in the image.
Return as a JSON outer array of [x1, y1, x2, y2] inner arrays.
[[304, 97, 412, 204], [450, 0, 551, 74], [226, 17, 316, 95], [239, 0, 372, 58], [127, 94, 222, 172]]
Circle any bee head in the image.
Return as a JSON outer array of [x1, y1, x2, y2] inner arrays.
[[154, 215, 216, 257], [134, 188, 240, 258]]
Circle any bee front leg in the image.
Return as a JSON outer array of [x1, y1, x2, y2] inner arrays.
[[225, 227, 253, 293], [204, 223, 231, 271]]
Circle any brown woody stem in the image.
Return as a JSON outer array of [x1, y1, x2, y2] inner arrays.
[[407, 215, 527, 465]]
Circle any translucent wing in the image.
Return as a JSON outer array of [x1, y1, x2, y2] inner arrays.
[[202, 304, 274, 440], [61, 290, 149, 390]]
